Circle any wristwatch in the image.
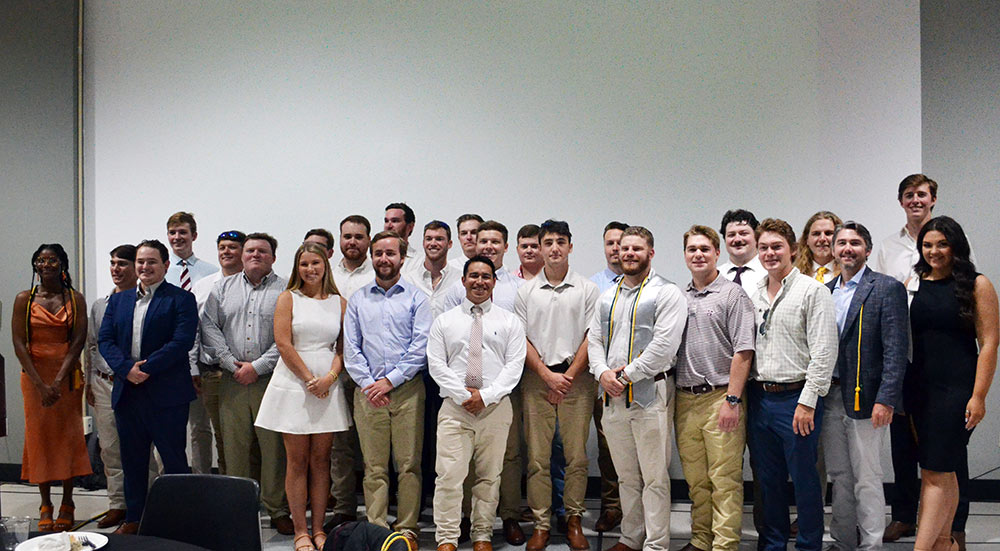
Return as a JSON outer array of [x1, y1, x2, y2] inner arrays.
[[725, 394, 742, 406], [616, 371, 630, 385]]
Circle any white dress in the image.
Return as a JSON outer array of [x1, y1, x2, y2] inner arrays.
[[255, 290, 352, 434]]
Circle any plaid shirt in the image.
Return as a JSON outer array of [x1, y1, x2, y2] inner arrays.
[[751, 267, 838, 408]]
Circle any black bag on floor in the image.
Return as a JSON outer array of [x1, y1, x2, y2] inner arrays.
[[324, 520, 413, 551]]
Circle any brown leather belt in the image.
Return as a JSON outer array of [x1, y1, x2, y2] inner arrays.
[[752, 380, 806, 393], [653, 369, 675, 382], [95, 370, 114, 382], [678, 383, 726, 395]]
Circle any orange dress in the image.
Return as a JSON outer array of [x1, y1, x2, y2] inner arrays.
[[20, 302, 92, 483]]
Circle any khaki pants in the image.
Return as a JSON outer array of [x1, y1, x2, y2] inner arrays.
[[199, 369, 226, 473], [605, 379, 674, 551], [330, 376, 360, 515], [91, 374, 126, 509], [220, 374, 288, 520], [434, 398, 512, 546], [675, 388, 745, 551], [522, 369, 595, 528], [354, 376, 425, 532]]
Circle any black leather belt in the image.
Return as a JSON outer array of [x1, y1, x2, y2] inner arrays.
[[830, 377, 840, 386], [752, 380, 806, 393], [95, 371, 114, 382], [548, 361, 570, 373], [677, 383, 726, 395]]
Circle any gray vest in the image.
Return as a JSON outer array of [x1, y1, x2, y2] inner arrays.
[[598, 274, 671, 408]]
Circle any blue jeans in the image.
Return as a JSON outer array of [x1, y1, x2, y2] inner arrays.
[[551, 422, 566, 516], [747, 385, 824, 551]]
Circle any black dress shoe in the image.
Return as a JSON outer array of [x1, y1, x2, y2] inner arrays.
[[555, 515, 568, 535]]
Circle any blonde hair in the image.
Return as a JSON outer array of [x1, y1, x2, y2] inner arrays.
[[287, 242, 340, 296], [795, 211, 842, 277]]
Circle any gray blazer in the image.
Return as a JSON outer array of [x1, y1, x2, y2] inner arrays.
[[827, 267, 909, 419]]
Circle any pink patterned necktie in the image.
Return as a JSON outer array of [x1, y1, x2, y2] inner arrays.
[[465, 305, 483, 389]]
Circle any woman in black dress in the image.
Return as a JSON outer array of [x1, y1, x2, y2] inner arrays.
[[908, 217, 998, 551]]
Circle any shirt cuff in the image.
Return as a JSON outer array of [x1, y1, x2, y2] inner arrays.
[[478, 387, 497, 407], [251, 358, 273, 376], [385, 370, 407, 389], [798, 387, 820, 409], [219, 355, 238, 373], [592, 364, 611, 382]]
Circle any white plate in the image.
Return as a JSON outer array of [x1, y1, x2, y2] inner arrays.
[[15, 532, 109, 550]]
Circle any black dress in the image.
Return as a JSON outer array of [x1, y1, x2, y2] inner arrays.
[[908, 276, 979, 472]]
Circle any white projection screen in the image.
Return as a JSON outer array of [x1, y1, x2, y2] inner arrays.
[[84, 2, 921, 475]]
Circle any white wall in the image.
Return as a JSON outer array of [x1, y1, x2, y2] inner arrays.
[[82, 1, 925, 478]]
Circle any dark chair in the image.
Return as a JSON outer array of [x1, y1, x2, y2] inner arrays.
[[139, 474, 262, 551]]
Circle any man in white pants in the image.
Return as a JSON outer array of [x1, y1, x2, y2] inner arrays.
[[823, 221, 908, 551], [588, 226, 688, 551], [428, 256, 526, 551]]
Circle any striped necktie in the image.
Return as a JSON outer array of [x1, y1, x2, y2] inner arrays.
[[179, 259, 191, 291], [465, 305, 483, 389]]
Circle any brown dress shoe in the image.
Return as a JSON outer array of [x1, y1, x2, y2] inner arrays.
[[436, 544, 457, 551], [98, 508, 127, 529], [113, 521, 139, 535], [594, 509, 623, 533], [566, 515, 589, 551], [605, 543, 639, 551], [882, 521, 916, 542], [526, 529, 550, 551], [677, 544, 706, 551], [503, 519, 526, 545], [952, 531, 966, 551], [402, 530, 420, 551], [473, 542, 493, 551], [271, 515, 295, 535]]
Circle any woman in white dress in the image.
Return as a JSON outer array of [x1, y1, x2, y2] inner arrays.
[[255, 242, 351, 551]]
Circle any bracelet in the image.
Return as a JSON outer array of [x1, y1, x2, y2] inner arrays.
[[327, 370, 339, 381]]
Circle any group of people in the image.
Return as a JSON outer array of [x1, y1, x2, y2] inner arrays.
[[10, 174, 998, 551]]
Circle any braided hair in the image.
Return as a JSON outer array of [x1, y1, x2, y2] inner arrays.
[[26, 243, 77, 348]]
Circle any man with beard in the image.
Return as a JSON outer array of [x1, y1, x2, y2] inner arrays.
[[588, 226, 687, 551], [406, 220, 462, 318], [328, 215, 374, 526], [822, 221, 907, 551], [515, 220, 599, 551], [344, 231, 432, 549], [674, 226, 755, 551], [428, 256, 526, 551]]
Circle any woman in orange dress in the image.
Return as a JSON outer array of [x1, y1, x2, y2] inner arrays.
[[11, 244, 91, 532]]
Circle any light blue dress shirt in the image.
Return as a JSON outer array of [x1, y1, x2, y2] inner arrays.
[[590, 267, 622, 294], [832, 266, 867, 334], [166, 253, 218, 288], [344, 277, 432, 389]]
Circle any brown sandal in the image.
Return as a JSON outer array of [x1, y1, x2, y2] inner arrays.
[[295, 534, 316, 551], [38, 504, 54, 532], [53, 503, 74, 532], [313, 532, 327, 550]]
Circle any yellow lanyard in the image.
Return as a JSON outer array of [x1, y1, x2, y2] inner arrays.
[[606, 275, 649, 406]]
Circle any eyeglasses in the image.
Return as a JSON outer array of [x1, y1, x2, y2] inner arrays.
[[33, 258, 61, 267], [758, 308, 770, 336]]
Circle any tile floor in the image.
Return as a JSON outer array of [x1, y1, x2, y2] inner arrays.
[[2, 484, 998, 550]]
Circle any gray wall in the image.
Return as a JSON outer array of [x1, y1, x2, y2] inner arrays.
[[922, 0, 1000, 479], [0, 0, 79, 465]]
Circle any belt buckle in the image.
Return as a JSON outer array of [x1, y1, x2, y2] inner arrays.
[[693, 384, 711, 395], [762, 382, 778, 392]]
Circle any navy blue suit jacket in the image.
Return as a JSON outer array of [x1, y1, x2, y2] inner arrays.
[[827, 267, 909, 419], [98, 281, 198, 409]]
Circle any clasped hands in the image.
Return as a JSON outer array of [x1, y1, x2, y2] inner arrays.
[[306, 374, 333, 398], [545, 368, 577, 405], [364, 378, 394, 408], [598, 365, 627, 398]]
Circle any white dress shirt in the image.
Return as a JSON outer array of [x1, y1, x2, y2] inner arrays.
[[441, 266, 525, 313], [751, 268, 838, 408], [404, 259, 463, 318], [400, 240, 425, 278], [587, 270, 688, 383], [719, 256, 766, 297], [811, 261, 837, 283], [873, 225, 976, 284], [428, 299, 527, 407], [514, 268, 599, 366], [333, 258, 375, 300], [132, 280, 164, 360]]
